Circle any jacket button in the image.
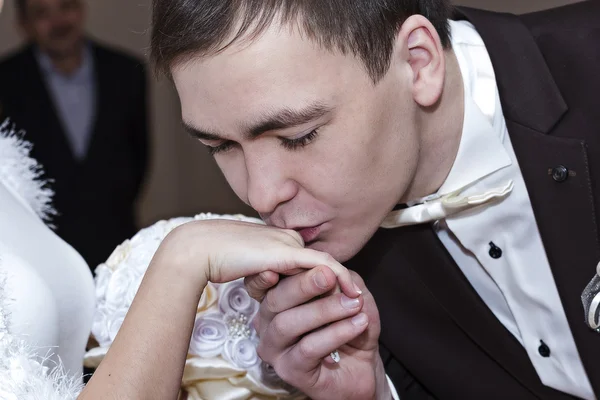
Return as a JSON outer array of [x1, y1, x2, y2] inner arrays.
[[538, 340, 551, 357], [551, 165, 569, 182]]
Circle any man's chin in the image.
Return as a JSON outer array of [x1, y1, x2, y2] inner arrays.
[[46, 40, 83, 59], [305, 240, 355, 263]]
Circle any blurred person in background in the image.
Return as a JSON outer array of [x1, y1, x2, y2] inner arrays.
[[0, 0, 148, 271]]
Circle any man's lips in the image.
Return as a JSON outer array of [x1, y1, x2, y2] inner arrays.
[[294, 225, 322, 244]]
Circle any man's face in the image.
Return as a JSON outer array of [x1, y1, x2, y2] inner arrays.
[[173, 24, 422, 262], [20, 0, 84, 59]]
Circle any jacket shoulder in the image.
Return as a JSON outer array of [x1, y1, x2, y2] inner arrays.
[[0, 46, 34, 75], [91, 40, 146, 74], [520, 1, 600, 38]]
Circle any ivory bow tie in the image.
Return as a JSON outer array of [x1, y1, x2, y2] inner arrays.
[[381, 180, 515, 229]]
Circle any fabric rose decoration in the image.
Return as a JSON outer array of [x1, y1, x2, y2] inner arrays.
[[223, 337, 260, 369], [189, 314, 229, 358], [85, 213, 306, 400], [219, 280, 259, 320]]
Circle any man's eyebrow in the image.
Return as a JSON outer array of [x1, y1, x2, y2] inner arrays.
[[182, 122, 223, 141], [244, 102, 333, 139], [182, 102, 333, 141]]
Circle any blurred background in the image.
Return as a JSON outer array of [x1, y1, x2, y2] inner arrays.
[[0, 0, 585, 256]]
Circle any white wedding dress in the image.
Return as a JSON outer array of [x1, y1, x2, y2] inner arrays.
[[0, 119, 95, 399]]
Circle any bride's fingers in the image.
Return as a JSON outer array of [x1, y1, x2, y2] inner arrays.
[[259, 266, 339, 323], [276, 229, 355, 291], [245, 271, 280, 301], [265, 247, 361, 298], [281, 228, 305, 247], [295, 248, 361, 298]]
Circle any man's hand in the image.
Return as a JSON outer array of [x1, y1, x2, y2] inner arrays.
[[84, 220, 364, 400], [246, 267, 391, 400]]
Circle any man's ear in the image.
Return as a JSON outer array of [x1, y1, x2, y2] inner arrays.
[[395, 15, 446, 108]]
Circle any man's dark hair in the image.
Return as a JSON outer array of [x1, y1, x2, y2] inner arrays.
[[150, 0, 454, 82]]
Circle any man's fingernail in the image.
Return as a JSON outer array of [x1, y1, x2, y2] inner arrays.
[[313, 271, 328, 289], [351, 313, 368, 326], [341, 295, 360, 309], [354, 283, 363, 295]]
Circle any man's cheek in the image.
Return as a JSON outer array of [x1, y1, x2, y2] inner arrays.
[[221, 164, 249, 202]]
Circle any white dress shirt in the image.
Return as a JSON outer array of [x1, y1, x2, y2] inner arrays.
[[36, 44, 96, 160], [421, 20, 594, 399]]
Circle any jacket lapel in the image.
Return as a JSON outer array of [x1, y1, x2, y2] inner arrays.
[[21, 47, 77, 166], [83, 42, 105, 165], [507, 121, 600, 394], [395, 225, 554, 398]]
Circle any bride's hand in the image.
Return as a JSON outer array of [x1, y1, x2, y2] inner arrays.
[[153, 219, 361, 298], [80, 218, 360, 400]]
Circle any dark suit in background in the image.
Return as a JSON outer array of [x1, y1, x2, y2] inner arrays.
[[0, 40, 148, 271], [347, 2, 600, 399]]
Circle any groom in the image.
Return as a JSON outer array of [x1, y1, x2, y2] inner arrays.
[[150, 0, 600, 399]]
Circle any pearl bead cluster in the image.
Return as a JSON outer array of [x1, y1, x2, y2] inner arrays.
[[226, 313, 251, 339]]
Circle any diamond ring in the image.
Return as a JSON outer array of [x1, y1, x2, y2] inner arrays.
[[330, 350, 340, 363]]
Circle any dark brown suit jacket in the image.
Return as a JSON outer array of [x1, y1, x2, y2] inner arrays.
[[346, 2, 600, 399]]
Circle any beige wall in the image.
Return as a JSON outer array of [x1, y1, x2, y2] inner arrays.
[[0, 0, 584, 227]]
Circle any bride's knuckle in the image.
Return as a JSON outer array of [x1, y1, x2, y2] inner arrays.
[[281, 229, 303, 245], [320, 252, 337, 266], [278, 257, 298, 272]]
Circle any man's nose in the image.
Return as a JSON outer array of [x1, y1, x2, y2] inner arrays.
[[245, 155, 297, 215]]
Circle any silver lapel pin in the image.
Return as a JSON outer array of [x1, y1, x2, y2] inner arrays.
[[582, 261, 600, 331]]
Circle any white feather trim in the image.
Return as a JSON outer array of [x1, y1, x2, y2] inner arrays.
[[0, 270, 82, 400], [0, 119, 56, 223]]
